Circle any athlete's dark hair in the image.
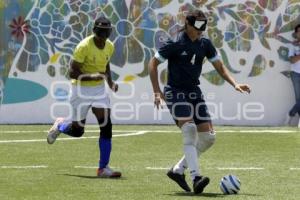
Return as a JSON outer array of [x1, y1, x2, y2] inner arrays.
[[295, 24, 300, 33]]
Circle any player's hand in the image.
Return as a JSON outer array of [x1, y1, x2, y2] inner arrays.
[[154, 91, 165, 109], [293, 40, 300, 46], [234, 84, 251, 94], [109, 82, 118, 92]]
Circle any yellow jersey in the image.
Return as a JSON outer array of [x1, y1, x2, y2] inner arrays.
[[72, 35, 114, 86]]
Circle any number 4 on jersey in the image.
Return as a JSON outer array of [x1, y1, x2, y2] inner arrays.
[[191, 54, 196, 65]]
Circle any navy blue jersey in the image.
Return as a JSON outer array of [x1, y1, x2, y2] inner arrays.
[[155, 32, 219, 90]]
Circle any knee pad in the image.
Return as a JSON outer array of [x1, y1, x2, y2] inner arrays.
[[71, 124, 85, 137], [100, 117, 112, 139], [196, 131, 216, 154], [181, 122, 197, 146]]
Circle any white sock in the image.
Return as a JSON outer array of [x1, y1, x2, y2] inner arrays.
[[184, 145, 200, 180], [181, 122, 200, 180], [173, 156, 187, 175], [174, 131, 215, 179]]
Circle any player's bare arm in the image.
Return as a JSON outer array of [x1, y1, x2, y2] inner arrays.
[[105, 62, 118, 92], [212, 60, 251, 93], [289, 55, 300, 64], [149, 57, 165, 109], [69, 60, 105, 81]]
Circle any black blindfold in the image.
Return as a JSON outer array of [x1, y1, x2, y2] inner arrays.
[[93, 26, 112, 38], [186, 15, 207, 31]]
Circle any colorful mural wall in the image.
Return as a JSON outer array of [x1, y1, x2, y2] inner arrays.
[[0, 0, 299, 125]]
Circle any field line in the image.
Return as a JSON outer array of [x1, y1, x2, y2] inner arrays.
[[146, 167, 170, 170], [290, 168, 300, 170], [221, 130, 296, 133], [0, 131, 148, 144], [146, 167, 265, 171], [217, 167, 264, 170], [0, 129, 298, 134], [74, 166, 119, 169], [74, 166, 98, 169], [0, 165, 48, 169], [0, 130, 146, 134]]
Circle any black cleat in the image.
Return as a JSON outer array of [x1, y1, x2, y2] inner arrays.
[[167, 168, 191, 192], [193, 176, 210, 194]]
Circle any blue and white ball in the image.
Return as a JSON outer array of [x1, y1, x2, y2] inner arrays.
[[220, 174, 241, 194]]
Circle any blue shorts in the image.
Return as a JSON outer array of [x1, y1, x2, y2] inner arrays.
[[164, 86, 211, 125]]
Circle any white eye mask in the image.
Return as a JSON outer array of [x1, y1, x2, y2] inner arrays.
[[186, 15, 207, 31], [194, 20, 206, 29]]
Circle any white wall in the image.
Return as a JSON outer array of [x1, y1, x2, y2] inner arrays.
[[0, 0, 298, 125]]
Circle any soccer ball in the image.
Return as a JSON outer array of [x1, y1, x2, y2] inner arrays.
[[220, 174, 241, 194]]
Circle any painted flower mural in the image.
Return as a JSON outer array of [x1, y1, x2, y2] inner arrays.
[[9, 16, 30, 40], [97, 0, 190, 80], [225, 21, 254, 52], [0, 0, 299, 106]]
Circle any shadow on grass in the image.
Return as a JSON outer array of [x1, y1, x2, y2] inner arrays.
[[59, 173, 127, 180], [165, 192, 223, 198], [165, 192, 262, 198]]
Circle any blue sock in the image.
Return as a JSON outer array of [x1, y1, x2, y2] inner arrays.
[[99, 138, 111, 169], [58, 122, 72, 135]]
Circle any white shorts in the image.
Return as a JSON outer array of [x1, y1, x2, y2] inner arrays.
[[70, 84, 110, 121]]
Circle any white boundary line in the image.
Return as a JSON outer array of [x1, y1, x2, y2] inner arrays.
[[0, 165, 297, 171], [74, 166, 98, 169], [0, 129, 298, 134], [0, 130, 147, 134], [146, 167, 265, 171], [0, 128, 298, 144], [146, 167, 170, 170], [221, 130, 297, 133], [113, 131, 148, 137], [0, 165, 48, 169], [0, 131, 148, 144], [0, 166, 297, 171], [290, 168, 300, 170], [74, 166, 119, 169], [217, 167, 265, 170]]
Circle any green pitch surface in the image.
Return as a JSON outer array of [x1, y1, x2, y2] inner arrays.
[[0, 125, 299, 200]]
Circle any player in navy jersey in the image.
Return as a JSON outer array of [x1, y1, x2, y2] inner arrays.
[[149, 10, 251, 194]]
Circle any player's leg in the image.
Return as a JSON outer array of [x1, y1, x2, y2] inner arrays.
[[47, 120, 87, 144], [164, 87, 198, 192], [93, 108, 112, 169], [173, 123, 214, 172], [179, 120, 200, 180], [194, 100, 216, 155], [287, 72, 300, 125], [181, 91, 215, 156], [172, 91, 215, 167], [167, 119, 197, 192], [292, 73, 300, 126], [47, 91, 89, 144], [196, 123, 216, 154], [192, 96, 215, 194], [92, 107, 121, 178], [173, 90, 214, 194], [90, 84, 121, 178]]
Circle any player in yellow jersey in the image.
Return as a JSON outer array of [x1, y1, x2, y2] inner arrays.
[[47, 16, 121, 178]]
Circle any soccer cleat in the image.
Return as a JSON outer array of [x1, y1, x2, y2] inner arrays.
[[47, 118, 64, 144], [167, 168, 191, 192], [193, 176, 210, 194], [97, 166, 122, 178]]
